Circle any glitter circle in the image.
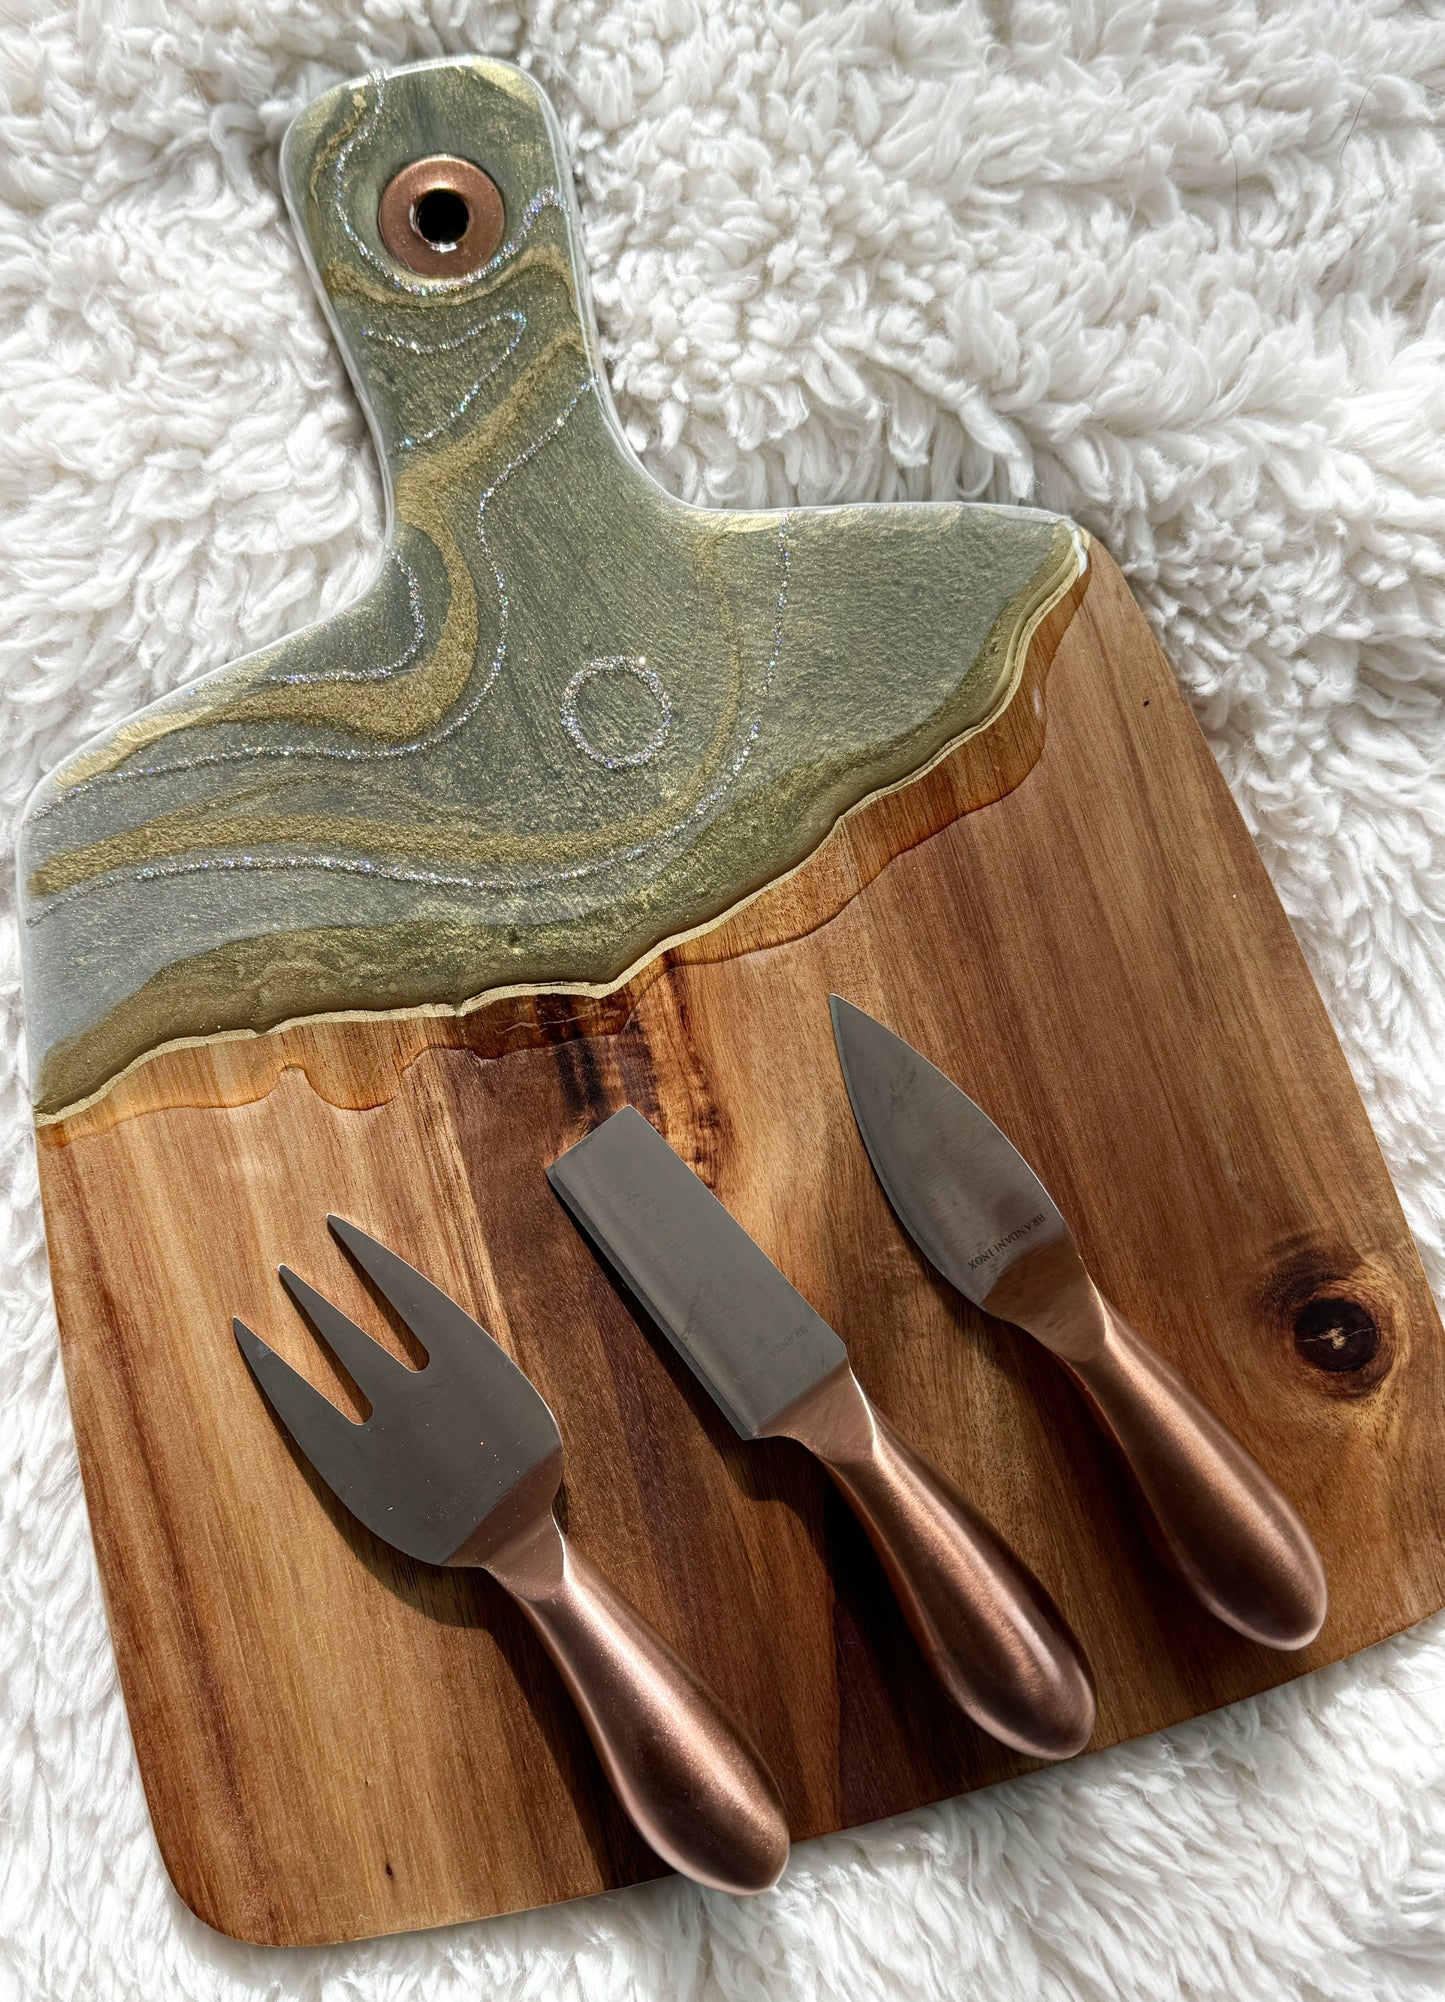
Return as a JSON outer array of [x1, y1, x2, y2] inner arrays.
[[561, 657, 673, 769]]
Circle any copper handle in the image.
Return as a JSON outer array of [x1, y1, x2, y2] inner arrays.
[[1067, 1298, 1327, 1650], [484, 1508, 789, 1893], [770, 1366, 1095, 1759]]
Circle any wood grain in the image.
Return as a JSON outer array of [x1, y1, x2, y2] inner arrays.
[[37, 546, 1445, 1944]]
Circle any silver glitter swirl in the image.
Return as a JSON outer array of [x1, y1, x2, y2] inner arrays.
[[362, 310, 528, 451], [255, 548, 426, 688]]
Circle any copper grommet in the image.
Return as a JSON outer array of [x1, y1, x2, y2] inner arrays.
[[377, 155, 505, 279]]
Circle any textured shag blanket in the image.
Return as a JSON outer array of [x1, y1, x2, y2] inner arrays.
[[3, 4, 1444, 1998]]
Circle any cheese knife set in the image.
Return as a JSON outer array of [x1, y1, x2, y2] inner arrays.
[[234, 1000, 1326, 1894], [20, 53, 1445, 1944]]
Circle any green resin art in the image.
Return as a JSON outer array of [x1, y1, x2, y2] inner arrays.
[[20, 55, 1085, 1117]]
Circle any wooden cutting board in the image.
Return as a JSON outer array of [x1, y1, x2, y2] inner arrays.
[[23, 56, 1445, 1947]]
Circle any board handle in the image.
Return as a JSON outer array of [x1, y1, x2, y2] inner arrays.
[[1064, 1299, 1328, 1650], [483, 1507, 789, 1894], [768, 1365, 1096, 1758]]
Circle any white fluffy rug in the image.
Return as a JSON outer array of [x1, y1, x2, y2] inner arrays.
[[3, 3, 1445, 1997]]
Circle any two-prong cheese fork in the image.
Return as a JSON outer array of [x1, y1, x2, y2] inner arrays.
[[233, 1215, 789, 1896]]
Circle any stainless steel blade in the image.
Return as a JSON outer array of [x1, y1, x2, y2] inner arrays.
[[547, 1107, 847, 1441], [236, 1219, 562, 1566], [830, 996, 1072, 1308]]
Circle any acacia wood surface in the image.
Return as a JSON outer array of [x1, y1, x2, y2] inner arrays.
[[36, 547, 1445, 1945]]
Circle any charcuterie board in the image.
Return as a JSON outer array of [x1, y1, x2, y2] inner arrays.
[[23, 55, 1445, 1947]]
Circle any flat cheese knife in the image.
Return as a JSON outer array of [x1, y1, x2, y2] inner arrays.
[[830, 995, 1328, 1651], [548, 1107, 1097, 1761]]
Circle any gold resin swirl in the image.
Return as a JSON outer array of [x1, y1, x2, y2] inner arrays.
[[19, 55, 1087, 1117]]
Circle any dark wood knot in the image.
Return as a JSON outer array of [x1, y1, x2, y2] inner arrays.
[[1292, 1296, 1380, 1374], [1258, 1241, 1394, 1396]]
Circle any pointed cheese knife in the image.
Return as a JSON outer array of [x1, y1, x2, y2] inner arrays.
[[830, 995, 1328, 1651], [548, 1106, 1097, 1761]]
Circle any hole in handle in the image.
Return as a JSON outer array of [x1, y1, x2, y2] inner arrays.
[[378, 156, 505, 279]]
